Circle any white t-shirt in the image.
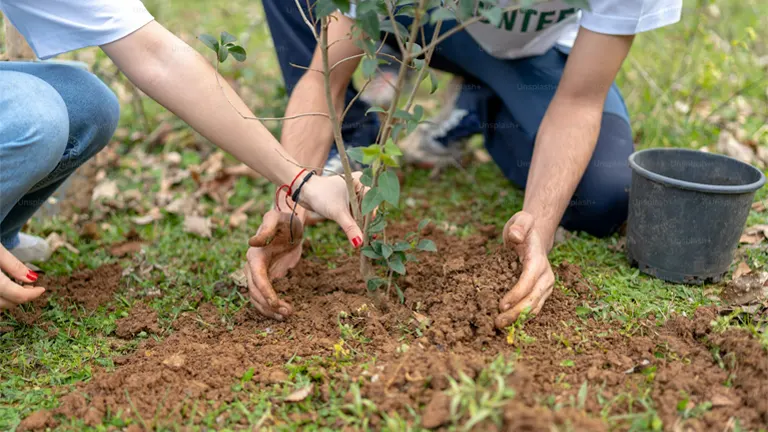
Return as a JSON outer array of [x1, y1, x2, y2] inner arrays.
[[349, 0, 682, 60], [0, 0, 154, 60]]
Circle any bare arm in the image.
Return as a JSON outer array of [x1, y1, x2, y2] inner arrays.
[[100, 21, 304, 187], [280, 12, 364, 220], [523, 28, 635, 249]]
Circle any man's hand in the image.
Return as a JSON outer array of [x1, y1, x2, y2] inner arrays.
[[0, 245, 45, 309], [495, 211, 555, 329], [245, 210, 303, 320]]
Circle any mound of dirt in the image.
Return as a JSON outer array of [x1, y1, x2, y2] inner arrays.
[[18, 223, 768, 431], [7, 263, 123, 325], [114, 302, 160, 339]]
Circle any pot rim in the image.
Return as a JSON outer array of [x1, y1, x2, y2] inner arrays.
[[628, 148, 767, 194]]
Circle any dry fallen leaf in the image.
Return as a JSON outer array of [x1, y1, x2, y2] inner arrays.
[[132, 207, 163, 225], [733, 261, 752, 280], [711, 394, 737, 407], [753, 201, 766, 213], [162, 353, 185, 370], [92, 179, 118, 201], [720, 271, 768, 307], [109, 241, 144, 257], [412, 311, 430, 325], [229, 268, 247, 288], [283, 384, 314, 403], [46, 233, 79, 255], [229, 199, 255, 228], [740, 225, 768, 244], [717, 130, 756, 165], [183, 215, 212, 238], [165, 195, 197, 215]]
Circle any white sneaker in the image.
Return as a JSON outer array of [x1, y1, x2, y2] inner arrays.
[[8, 233, 52, 263]]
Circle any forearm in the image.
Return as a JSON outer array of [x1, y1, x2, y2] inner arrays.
[[101, 22, 301, 186], [280, 73, 346, 220], [523, 98, 602, 250]]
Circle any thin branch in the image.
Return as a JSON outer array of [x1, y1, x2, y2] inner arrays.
[[385, 0, 407, 54], [341, 78, 373, 123], [294, 0, 318, 39], [289, 62, 323, 73], [703, 78, 766, 123], [321, 19, 363, 227]]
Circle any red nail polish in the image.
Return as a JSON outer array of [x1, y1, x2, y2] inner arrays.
[[27, 270, 38, 282], [352, 236, 363, 248], [372, 234, 378, 240]]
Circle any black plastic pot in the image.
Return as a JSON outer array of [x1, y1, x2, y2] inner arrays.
[[626, 148, 766, 284]]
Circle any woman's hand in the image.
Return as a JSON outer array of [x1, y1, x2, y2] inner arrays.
[[245, 210, 303, 320], [297, 172, 367, 248], [0, 244, 45, 309]]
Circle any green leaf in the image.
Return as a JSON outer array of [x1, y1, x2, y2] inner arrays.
[[416, 239, 437, 252], [333, 0, 351, 13], [361, 145, 381, 164], [577, 381, 588, 410], [381, 154, 399, 167], [575, 306, 591, 317], [380, 19, 409, 40], [560, 359, 575, 367], [367, 278, 386, 292], [413, 58, 425, 71], [378, 170, 400, 206], [394, 283, 404, 304], [198, 34, 219, 52], [392, 241, 412, 252], [361, 186, 385, 214], [393, 109, 411, 120], [412, 104, 424, 122], [361, 246, 381, 260], [366, 106, 387, 115], [314, 0, 338, 18], [381, 243, 393, 259], [428, 69, 439, 94], [406, 118, 419, 135], [346, 147, 365, 164], [457, 0, 475, 19], [218, 44, 229, 62], [388, 256, 406, 275], [361, 167, 374, 187], [368, 214, 386, 233], [220, 31, 237, 45], [242, 367, 255, 382], [228, 45, 247, 62], [384, 139, 402, 157], [391, 123, 404, 141], [361, 56, 378, 79], [418, 219, 431, 231], [357, 11, 380, 38], [480, 6, 503, 27], [430, 7, 457, 24]]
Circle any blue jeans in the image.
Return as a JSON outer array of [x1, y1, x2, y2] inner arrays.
[[262, 1, 634, 237], [0, 62, 120, 249]]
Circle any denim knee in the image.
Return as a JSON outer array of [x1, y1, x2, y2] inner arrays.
[[48, 65, 120, 164], [0, 72, 69, 184]]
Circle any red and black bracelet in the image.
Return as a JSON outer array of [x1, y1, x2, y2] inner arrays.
[[275, 169, 316, 245]]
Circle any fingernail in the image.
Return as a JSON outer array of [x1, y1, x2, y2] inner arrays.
[[27, 270, 38, 282], [279, 308, 288, 315], [502, 303, 510, 311], [275, 314, 284, 320], [352, 236, 363, 248]]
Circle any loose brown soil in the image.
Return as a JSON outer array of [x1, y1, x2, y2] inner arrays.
[[17, 223, 768, 431], [7, 263, 123, 325]]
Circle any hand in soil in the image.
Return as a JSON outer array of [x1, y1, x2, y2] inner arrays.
[[0, 244, 45, 309], [496, 211, 554, 328], [245, 210, 304, 320]]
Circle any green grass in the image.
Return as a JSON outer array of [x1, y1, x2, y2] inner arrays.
[[2, 0, 767, 430]]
